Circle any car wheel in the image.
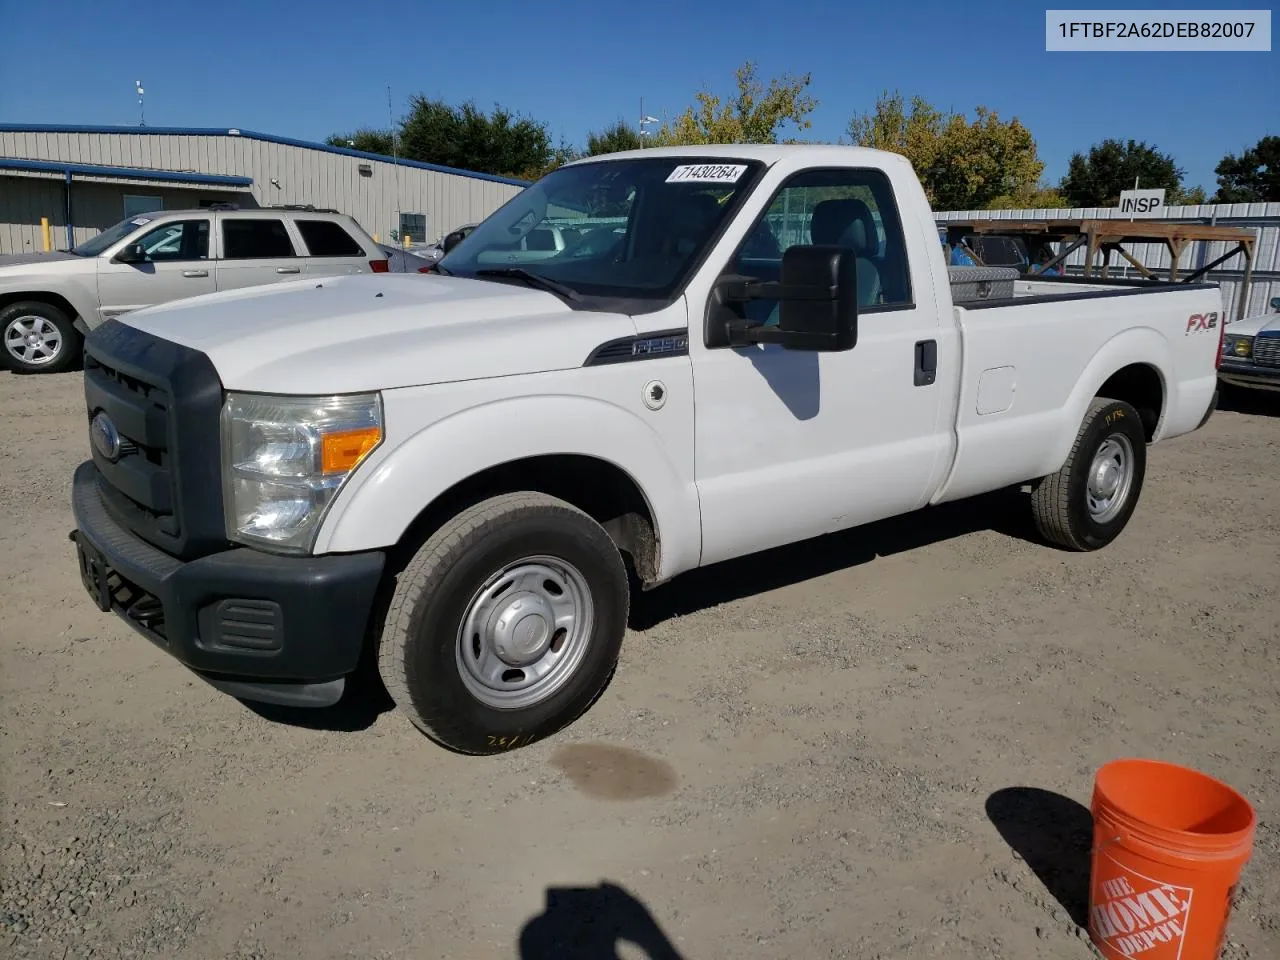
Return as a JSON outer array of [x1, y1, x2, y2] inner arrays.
[[377, 492, 629, 754], [1, 301, 81, 374], [1030, 397, 1148, 551]]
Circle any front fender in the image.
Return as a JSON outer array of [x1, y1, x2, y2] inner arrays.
[[0, 277, 99, 332], [312, 394, 701, 581]]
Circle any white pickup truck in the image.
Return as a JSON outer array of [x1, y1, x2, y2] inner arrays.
[[69, 145, 1225, 754]]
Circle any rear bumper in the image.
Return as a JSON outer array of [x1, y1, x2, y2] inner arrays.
[[70, 460, 385, 707]]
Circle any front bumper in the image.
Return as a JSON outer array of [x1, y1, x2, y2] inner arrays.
[[70, 460, 386, 707], [1218, 359, 1280, 394]]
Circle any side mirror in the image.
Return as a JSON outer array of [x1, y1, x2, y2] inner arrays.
[[718, 245, 859, 351], [114, 243, 147, 264], [442, 230, 466, 254], [1271, 296, 1280, 311]]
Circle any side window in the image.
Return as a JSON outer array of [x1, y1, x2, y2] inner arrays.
[[222, 219, 297, 259], [296, 219, 365, 257], [729, 167, 913, 312], [134, 220, 210, 262]]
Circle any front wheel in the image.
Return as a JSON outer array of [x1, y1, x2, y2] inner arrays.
[[1, 301, 81, 374], [377, 492, 630, 754], [1030, 397, 1147, 551]]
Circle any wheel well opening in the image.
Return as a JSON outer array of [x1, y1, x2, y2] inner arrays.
[[391, 455, 660, 584], [0, 291, 82, 326], [1097, 364, 1163, 441]]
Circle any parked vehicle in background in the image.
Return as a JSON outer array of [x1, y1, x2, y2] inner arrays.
[[68, 144, 1224, 754], [438, 222, 480, 256], [378, 243, 436, 274], [1219, 296, 1280, 393], [0, 208, 388, 374]]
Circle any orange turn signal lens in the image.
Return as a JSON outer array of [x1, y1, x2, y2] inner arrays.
[[320, 426, 382, 474]]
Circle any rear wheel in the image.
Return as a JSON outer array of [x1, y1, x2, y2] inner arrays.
[[377, 492, 629, 754], [1030, 397, 1147, 551], [1, 301, 81, 374]]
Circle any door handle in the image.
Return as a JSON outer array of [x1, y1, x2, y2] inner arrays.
[[276, 266, 301, 274], [182, 269, 209, 278], [914, 339, 937, 386]]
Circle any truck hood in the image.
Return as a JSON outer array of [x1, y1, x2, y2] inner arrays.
[[1227, 310, 1280, 337], [0, 251, 87, 273], [117, 272, 640, 393]]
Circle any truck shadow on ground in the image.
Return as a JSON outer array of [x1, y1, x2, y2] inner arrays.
[[630, 485, 1040, 630], [518, 881, 686, 959], [1217, 385, 1280, 417], [985, 787, 1094, 928]]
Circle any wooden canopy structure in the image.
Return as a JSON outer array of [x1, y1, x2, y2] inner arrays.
[[942, 219, 1257, 322]]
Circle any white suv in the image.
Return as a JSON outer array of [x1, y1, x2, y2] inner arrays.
[[0, 206, 388, 374]]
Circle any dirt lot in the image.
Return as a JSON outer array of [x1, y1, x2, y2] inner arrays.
[[1, 368, 1276, 960]]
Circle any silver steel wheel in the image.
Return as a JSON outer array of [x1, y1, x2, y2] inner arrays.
[[1086, 434, 1135, 524], [455, 555, 595, 711], [4, 314, 64, 367]]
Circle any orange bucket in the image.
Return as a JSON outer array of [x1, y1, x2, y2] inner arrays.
[[1088, 758, 1256, 960]]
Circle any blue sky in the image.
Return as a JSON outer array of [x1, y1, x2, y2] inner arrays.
[[1, 0, 1275, 192]]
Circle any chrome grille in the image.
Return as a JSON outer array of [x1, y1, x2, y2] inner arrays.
[[1253, 336, 1280, 367]]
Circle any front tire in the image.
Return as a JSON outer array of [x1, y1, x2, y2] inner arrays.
[[1, 301, 81, 374], [1030, 397, 1147, 551], [377, 492, 629, 754]]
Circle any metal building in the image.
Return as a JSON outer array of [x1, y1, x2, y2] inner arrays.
[[0, 123, 528, 255]]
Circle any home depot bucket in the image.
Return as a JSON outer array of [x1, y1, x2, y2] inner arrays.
[[1088, 758, 1256, 960]]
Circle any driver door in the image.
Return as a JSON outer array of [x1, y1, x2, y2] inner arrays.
[[96, 218, 215, 321], [690, 165, 952, 567]]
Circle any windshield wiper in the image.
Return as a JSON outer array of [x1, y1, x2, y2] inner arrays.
[[474, 267, 581, 302]]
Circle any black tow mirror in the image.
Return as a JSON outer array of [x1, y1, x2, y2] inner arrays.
[[1271, 295, 1280, 311], [114, 243, 147, 264], [442, 230, 466, 254], [719, 245, 859, 351]]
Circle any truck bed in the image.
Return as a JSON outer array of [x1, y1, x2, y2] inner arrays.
[[932, 275, 1224, 506]]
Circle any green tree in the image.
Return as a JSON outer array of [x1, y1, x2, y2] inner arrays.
[[1059, 138, 1193, 207], [847, 91, 1045, 210], [987, 184, 1070, 210], [585, 120, 643, 155], [1211, 135, 1280, 203], [325, 128, 396, 156], [651, 61, 818, 146], [396, 96, 553, 179]]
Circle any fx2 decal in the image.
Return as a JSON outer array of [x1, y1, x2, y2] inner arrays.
[[1185, 311, 1219, 334]]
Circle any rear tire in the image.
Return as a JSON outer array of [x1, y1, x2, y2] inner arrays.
[[1030, 397, 1147, 551], [0, 300, 81, 374], [377, 492, 629, 755]]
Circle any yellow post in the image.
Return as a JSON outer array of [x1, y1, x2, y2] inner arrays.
[[41, 217, 51, 252], [403, 234, 411, 248], [373, 233, 380, 243]]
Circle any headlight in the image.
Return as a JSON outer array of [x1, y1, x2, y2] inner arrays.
[[221, 392, 383, 553], [1223, 336, 1252, 359]]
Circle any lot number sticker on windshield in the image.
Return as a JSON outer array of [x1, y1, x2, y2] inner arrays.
[[666, 164, 747, 184], [130, 217, 152, 226]]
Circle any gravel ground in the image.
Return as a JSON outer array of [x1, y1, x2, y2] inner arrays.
[[1, 369, 1277, 960]]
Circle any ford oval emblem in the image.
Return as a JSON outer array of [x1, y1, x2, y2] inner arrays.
[[90, 411, 123, 462]]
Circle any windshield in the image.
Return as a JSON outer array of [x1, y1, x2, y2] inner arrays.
[[71, 215, 155, 257], [438, 156, 765, 307]]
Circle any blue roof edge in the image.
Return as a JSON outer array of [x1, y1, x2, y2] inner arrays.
[[0, 123, 532, 187], [0, 156, 253, 187]]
